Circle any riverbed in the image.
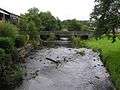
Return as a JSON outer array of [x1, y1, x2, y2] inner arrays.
[[16, 47, 114, 90]]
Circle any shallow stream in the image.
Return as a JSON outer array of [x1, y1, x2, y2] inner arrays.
[[16, 47, 114, 90]]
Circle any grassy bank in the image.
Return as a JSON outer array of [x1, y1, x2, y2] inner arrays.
[[86, 37, 120, 90]]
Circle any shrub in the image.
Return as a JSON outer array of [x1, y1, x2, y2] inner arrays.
[[71, 36, 85, 48], [0, 48, 10, 62], [47, 33, 55, 47], [0, 21, 19, 39], [0, 48, 5, 54], [0, 48, 23, 90], [0, 64, 23, 89], [0, 37, 14, 53], [0, 48, 6, 64], [0, 19, 23, 90], [1, 65, 23, 89], [15, 34, 27, 48]]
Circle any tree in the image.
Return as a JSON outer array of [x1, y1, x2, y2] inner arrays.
[[39, 11, 60, 31], [80, 20, 93, 31], [18, 7, 41, 45], [62, 19, 82, 31], [91, 0, 120, 42], [19, 7, 62, 41]]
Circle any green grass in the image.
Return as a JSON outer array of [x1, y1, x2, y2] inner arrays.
[[86, 37, 120, 89]]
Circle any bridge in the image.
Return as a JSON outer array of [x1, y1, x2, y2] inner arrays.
[[39, 31, 94, 39], [39, 31, 94, 47]]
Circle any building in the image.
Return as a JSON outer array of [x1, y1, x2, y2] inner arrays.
[[0, 8, 20, 24]]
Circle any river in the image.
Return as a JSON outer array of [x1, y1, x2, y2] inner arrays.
[[15, 46, 114, 90]]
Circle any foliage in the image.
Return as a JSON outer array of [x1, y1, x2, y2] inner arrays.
[[27, 21, 40, 45], [0, 48, 5, 54], [79, 20, 93, 31], [62, 19, 92, 31], [0, 37, 14, 53], [19, 7, 61, 44], [19, 7, 41, 31], [91, 0, 120, 42], [0, 22, 23, 89], [62, 19, 82, 31], [87, 37, 120, 89], [0, 37, 19, 63], [47, 33, 56, 47], [0, 21, 19, 39], [71, 36, 85, 48], [0, 48, 23, 89], [15, 34, 28, 48], [39, 11, 61, 31], [0, 45, 23, 90]]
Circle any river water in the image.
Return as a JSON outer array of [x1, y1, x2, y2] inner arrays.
[[16, 47, 114, 90]]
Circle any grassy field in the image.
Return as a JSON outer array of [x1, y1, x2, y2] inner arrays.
[[86, 37, 120, 89]]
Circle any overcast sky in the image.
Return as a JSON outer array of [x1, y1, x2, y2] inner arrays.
[[0, 0, 95, 20]]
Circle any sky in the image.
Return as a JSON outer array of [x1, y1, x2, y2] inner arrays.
[[0, 0, 95, 20]]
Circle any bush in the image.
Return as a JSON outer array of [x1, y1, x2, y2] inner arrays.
[[0, 48, 5, 54], [0, 48, 6, 64], [0, 48, 10, 63], [15, 34, 27, 48], [0, 48, 23, 90], [0, 37, 14, 53], [0, 21, 19, 39], [47, 33, 55, 47], [0, 64, 23, 90], [1, 65, 23, 89], [71, 36, 85, 48], [0, 21, 23, 90]]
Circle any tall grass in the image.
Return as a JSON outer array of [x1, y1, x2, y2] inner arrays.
[[86, 37, 120, 90], [71, 36, 86, 48]]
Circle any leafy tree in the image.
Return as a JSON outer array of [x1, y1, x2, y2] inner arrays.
[[62, 19, 92, 31], [28, 7, 39, 14], [19, 7, 41, 32], [80, 20, 93, 31], [19, 7, 61, 42], [62, 19, 82, 31], [55, 17, 62, 31], [39, 11, 60, 31], [91, 0, 120, 42], [18, 7, 41, 45]]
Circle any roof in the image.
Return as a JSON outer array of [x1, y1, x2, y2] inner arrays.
[[0, 8, 20, 17], [0, 10, 9, 15]]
